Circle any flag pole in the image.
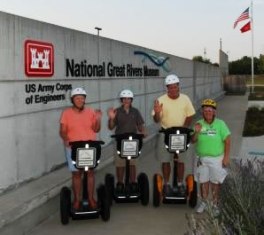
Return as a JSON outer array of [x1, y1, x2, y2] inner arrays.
[[251, 0, 254, 93]]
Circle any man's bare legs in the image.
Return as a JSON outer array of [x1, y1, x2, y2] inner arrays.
[[162, 162, 171, 184]]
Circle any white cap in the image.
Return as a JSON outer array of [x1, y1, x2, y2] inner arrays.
[[71, 87, 87, 98], [119, 89, 134, 98], [165, 74, 180, 85]]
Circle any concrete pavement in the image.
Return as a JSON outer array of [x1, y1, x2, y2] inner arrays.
[[0, 94, 249, 235]]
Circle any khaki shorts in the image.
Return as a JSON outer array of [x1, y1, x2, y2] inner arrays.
[[195, 156, 228, 184], [114, 153, 137, 167], [156, 133, 174, 163]]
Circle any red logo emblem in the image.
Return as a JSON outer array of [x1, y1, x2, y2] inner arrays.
[[24, 40, 54, 77]]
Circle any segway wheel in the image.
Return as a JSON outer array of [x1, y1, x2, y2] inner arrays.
[[105, 173, 115, 206], [98, 184, 110, 221], [138, 173, 149, 206], [189, 180, 197, 208], [60, 187, 71, 225], [153, 174, 163, 207], [186, 174, 197, 208]]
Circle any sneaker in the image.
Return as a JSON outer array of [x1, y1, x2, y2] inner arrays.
[[196, 201, 207, 213], [116, 182, 124, 193], [178, 185, 186, 195], [88, 199, 97, 210], [163, 183, 172, 195], [212, 205, 220, 217], [73, 201, 81, 211], [130, 182, 138, 193]]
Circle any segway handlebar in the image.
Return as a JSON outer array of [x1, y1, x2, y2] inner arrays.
[[69, 140, 105, 146], [159, 126, 193, 135], [111, 133, 144, 140]]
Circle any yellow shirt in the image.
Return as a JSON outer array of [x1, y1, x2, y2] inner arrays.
[[152, 93, 195, 128]]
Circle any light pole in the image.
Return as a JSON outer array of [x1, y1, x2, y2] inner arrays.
[[203, 47, 207, 60], [95, 27, 102, 139], [95, 27, 102, 66], [95, 27, 102, 35]]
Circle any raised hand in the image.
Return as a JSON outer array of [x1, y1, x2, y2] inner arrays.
[[153, 100, 163, 114], [194, 123, 202, 133], [107, 107, 116, 120]]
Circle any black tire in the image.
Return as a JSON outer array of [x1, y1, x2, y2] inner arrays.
[[105, 173, 115, 206], [98, 184, 110, 221], [153, 174, 161, 207], [138, 173, 149, 206], [60, 187, 71, 225], [189, 180, 198, 208]]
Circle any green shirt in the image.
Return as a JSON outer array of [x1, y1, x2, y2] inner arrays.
[[194, 118, 230, 157]]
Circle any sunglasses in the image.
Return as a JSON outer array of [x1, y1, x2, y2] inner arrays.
[[203, 107, 214, 112]]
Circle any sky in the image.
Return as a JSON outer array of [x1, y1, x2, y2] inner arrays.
[[0, 0, 263, 63]]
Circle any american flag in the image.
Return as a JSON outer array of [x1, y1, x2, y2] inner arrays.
[[233, 7, 250, 29]]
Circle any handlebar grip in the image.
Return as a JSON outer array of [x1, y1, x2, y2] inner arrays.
[[111, 133, 144, 139], [69, 140, 105, 146], [159, 127, 193, 134]]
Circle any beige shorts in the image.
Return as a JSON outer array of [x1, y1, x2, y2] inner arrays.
[[114, 153, 137, 167], [156, 133, 175, 163]]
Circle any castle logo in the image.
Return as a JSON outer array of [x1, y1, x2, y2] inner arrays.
[[24, 40, 54, 77]]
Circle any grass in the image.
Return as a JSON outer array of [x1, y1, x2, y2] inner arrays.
[[246, 75, 264, 86], [243, 107, 264, 137], [243, 75, 264, 136]]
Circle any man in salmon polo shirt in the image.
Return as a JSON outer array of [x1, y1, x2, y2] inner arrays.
[[60, 87, 102, 210]]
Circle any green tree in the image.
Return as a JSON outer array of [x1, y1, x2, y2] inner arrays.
[[229, 55, 263, 75], [258, 54, 264, 74], [192, 56, 211, 64]]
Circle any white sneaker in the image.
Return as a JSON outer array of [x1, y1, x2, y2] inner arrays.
[[212, 205, 220, 217], [196, 201, 207, 213]]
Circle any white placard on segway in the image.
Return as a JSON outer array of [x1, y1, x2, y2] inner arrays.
[[76, 147, 96, 168], [169, 134, 186, 152], [121, 139, 139, 158]]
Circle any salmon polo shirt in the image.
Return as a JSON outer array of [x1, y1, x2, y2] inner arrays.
[[60, 107, 97, 142]]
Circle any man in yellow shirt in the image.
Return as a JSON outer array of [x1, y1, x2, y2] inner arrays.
[[152, 74, 195, 193]]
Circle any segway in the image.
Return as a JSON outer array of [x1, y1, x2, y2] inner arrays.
[[105, 133, 149, 205], [60, 140, 110, 225], [153, 127, 197, 208]]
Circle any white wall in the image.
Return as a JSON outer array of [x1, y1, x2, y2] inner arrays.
[[0, 11, 226, 192]]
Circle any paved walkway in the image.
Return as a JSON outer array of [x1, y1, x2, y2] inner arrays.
[[0, 94, 249, 235]]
